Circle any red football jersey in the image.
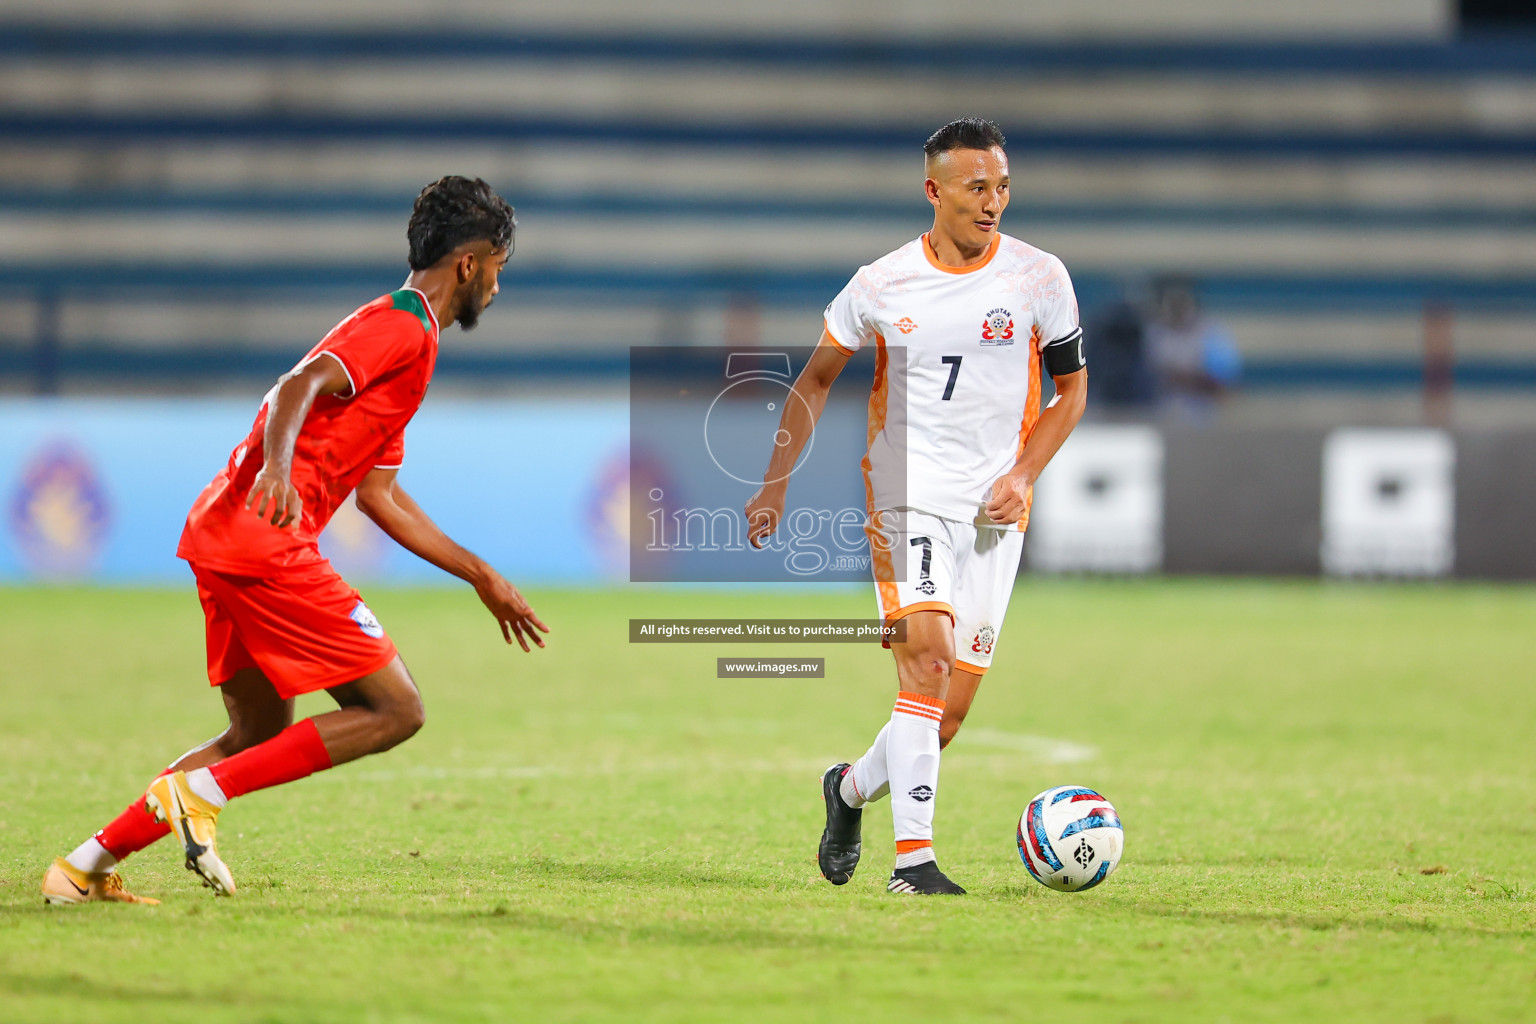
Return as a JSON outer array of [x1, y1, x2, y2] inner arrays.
[[178, 288, 440, 576]]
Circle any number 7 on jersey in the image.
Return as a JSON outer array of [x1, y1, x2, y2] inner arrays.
[[940, 355, 962, 401]]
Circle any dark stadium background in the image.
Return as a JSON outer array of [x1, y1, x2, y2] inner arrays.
[[2, 0, 1533, 584]]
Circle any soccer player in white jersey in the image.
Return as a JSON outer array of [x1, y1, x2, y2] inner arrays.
[[746, 118, 1088, 894]]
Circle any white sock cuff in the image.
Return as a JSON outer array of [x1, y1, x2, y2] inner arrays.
[[185, 767, 229, 808], [841, 765, 867, 808], [895, 844, 937, 869], [66, 837, 117, 875]]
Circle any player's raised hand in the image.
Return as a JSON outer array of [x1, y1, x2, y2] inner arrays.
[[475, 572, 549, 652], [984, 470, 1033, 525], [745, 483, 785, 549], [246, 466, 304, 528]]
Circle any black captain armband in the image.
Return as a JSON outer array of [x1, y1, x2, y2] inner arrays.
[[1042, 329, 1086, 376]]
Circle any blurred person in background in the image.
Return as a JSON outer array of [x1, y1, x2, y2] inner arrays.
[[1144, 276, 1241, 422], [1085, 281, 1157, 411]]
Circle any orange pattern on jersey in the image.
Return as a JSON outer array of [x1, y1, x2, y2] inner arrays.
[[861, 334, 900, 615], [1011, 324, 1045, 532]]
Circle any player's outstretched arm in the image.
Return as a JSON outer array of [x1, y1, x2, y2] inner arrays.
[[985, 366, 1088, 525], [355, 468, 550, 652], [245, 354, 354, 528], [745, 341, 851, 548]]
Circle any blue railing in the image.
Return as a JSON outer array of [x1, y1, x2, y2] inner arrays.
[[0, 263, 1531, 311], [4, 111, 1534, 158], [3, 25, 1536, 76], [4, 188, 1534, 230]]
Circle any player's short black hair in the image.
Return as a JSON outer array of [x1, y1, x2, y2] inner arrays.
[[923, 118, 1007, 158], [406, 176, 516, 271]]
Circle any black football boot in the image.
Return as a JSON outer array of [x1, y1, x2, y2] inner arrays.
[[887, 861, 966, 895], [817, 763, 862, 885]]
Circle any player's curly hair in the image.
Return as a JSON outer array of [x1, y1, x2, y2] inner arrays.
[[406, 176, 516, 270], [923, 118, 1007, 158]]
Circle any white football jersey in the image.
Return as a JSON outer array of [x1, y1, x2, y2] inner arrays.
[[823, 232, 1081, 531]]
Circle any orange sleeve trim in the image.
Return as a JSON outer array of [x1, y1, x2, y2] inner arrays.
[[820, 322, 857, 356], [953, 660, 990, 676], [884, 601, 954, 625], [897, 690, 946, 709]]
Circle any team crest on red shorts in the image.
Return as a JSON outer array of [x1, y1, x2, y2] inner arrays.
[[980, 309, 1015, 345], [350, 600, 385, 638]]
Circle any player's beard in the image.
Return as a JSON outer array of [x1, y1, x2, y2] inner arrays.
[[455, 274, 492, 332]]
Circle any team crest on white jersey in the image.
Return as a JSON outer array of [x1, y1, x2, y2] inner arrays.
[[980, 308, 1015, 345], [350, 600, 385, 638]]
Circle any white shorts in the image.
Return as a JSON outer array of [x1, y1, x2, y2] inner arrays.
[[866, 509, 1025, 674]]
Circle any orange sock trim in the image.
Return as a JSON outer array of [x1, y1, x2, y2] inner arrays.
[[894, 691, 945, 724], [896, 839, 933, 854]]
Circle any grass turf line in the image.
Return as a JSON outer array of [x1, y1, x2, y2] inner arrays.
[[0, 580, 1533, 1023]]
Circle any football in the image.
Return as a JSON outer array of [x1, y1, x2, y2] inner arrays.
[[1017, 786, 1124, 891]]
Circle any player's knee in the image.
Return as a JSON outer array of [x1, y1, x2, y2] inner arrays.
[[383, 695, 425, 747], [901, 644, 953, 688], [401, 697, 425, 740]]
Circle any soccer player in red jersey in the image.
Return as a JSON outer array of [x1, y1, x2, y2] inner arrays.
[[42, 176, 547, 904]]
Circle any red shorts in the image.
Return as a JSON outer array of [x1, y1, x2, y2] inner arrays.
[[191, 561, 399, 698]]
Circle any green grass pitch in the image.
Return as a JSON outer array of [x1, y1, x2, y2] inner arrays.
[[2, 580, 1533, 1023]]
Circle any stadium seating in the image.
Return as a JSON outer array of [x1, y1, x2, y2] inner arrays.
[[0, 9, 1533, 424]]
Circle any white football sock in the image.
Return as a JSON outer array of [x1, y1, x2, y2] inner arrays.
[[841, 723, 890, 808], [895, 845, 937, 870], [65, 837, 117, 875], [887, 691, 944, 852], [185, 767, 229, 808]]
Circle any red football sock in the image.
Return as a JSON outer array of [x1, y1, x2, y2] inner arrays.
[[96, 769, 173, 860], [209, 718, 334, 799]]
